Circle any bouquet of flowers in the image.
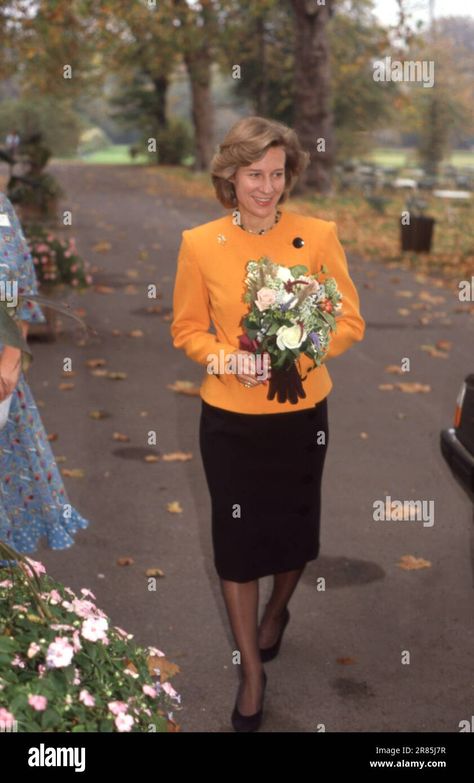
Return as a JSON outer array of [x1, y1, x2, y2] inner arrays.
[[238, 257, 342, 404]]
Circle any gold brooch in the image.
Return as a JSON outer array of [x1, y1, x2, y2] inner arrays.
[[217, 234, 227, 245]]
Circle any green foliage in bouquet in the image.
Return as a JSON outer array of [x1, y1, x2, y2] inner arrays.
[[0, 543, 181, 733]]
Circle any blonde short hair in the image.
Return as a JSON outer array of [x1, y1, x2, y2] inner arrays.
[[210, 116, 310, 209]]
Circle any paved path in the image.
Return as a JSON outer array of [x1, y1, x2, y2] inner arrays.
[[22, 162, 474, 732]]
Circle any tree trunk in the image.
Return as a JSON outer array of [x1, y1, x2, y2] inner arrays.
[[152, 75, 169, 164], [291, 0, 334, 194], [185, 56, 214, 171], [255, 13, 268, 117]]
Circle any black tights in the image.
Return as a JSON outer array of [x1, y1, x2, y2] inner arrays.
[[220, 565, 306, 714]]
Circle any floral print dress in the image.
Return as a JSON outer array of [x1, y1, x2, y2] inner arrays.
[[0, 193, 90, 553]]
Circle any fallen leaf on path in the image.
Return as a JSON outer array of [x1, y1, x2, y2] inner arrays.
[[336, 657, 356, 665], [111, 329, 122, 336], [55, 456, 67, 463], [89, 410, 110, 419], [147, 656, 180, 683], [162, 452, 193, 462], [117, 557, 134, 567], [92, 241, 112, 253], [129, 330, 144, 338], [385, 365, 405, 375], [359, 432, 369, 439], [436, 340, 452, 351], [395, 290, 414, 298], [162, 313, 172, 321], [85, 358, 107, 368], [420, 345, 448, 358], [144, 455, 160, 463], [90, 369, 108, 377], [58, 383, 75, 391], [113, 432, 130, 442], [397, 308, 410, 316], [61, 468, 85, 478], [145, 568, 165, 578], [167, 380, 201, 396], [106, 371, 128, 380], [47, 433, 58, 441], [124, 285, 138, 295], [379, 384, 395, 391], [167, 501, 183, 513], [94, 285, 114, 294], [396, 382, 431, 393], [419, 291, 445, 305], [61, 371, 77, 378], [397, 555, 431, 570], [126, 269, 139, 278]]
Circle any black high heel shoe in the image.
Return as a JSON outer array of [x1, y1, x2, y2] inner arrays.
[[231, 670, 267, 732], [259, 607, 290, 663]]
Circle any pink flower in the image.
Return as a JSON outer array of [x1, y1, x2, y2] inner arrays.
[[72, 630, 82, 652], [28, 695, 47, 711], [70, 263, 78, 272], [85, 275, 93, 284], [124, 667, 139, 679], [0, 708, 15, 729], [47, 589, 63, 605], [73, 668, 81, 685], [12, 655, 26, 669], [71, 598, 98, 618], [22, 558, 46, 577], [37, 664, 46, 679], [108, 701, 128, 716], [80, 589, 96, 599], [64, 250, 71, 258], [147, 646, 165, 657], [255, 286, 277, 311], [162, 682, 180, 700], [81, 616, 108, 642], [71, 279, 79, 286], [115, 627, 133, 640], [79, 689, 95, 707], [142, 685, 156, 698], [27, 642, 41, 659], [0, 580, 13, 588], [115, 713, 134, 732], [46, 637, 75, 668]]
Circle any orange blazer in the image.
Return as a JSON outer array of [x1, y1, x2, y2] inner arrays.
[[171, 207, 365, 414]]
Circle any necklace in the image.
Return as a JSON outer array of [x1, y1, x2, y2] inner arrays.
[[234, 208, 282, 235]]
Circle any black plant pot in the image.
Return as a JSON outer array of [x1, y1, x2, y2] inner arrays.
[[401, 216, 436, 253]]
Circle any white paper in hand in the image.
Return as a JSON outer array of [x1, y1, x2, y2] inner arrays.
[[0, 393, 12, 429]]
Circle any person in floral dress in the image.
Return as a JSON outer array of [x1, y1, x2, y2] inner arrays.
[[0, 192, 90, 553]]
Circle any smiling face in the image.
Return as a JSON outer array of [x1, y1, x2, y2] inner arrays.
[[229, 146, 286, 230]]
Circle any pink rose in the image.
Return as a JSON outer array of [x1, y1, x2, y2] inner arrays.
[[255, 287, 276, 312]]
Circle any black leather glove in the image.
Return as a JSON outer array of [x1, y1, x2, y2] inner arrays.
[[267, 362, 307, 404]]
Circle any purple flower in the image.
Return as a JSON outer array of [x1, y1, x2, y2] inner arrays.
[[309, 332, 321, 348]]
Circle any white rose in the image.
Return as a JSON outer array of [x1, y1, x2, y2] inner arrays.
[[276, 324, 306, 351], [276, 266, 293, 283]]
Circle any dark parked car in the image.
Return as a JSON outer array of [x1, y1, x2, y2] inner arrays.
[[441, 374, 474, 503]]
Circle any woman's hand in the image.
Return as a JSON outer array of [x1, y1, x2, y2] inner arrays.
[[0, 350, 21, 402], [233, 349, 271, 389]]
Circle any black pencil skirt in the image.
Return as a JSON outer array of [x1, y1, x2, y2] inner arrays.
[[199, 397, 329, 582]]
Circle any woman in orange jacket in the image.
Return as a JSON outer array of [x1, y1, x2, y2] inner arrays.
[[171, 116, 365, 732]]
